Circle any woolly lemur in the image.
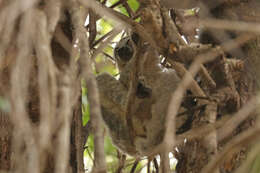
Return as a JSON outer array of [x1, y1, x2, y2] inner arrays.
[[96, 34, 185, 156]]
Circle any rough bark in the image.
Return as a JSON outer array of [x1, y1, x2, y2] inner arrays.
[[175, 1, 260, 173], [0, 2, 82, 173]]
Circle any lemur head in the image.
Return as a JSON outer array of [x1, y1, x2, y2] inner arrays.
[[114, 33, 140, 71]]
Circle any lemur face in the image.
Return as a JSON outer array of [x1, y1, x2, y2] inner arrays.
[[115, 38, 134, 62], [114, 33, 140, 70]]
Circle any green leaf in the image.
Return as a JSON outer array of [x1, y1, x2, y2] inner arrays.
[[104, 136, 117, 156], [86, 134, 95, 153], [127, 0, 139, 12], [116, 5, 129, 17], [97, 19, 113, 38], [108, 0, 119, 5]]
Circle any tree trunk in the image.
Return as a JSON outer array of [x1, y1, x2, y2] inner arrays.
[[175, 1, 260, 173]]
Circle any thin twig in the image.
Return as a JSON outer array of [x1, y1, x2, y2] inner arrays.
[[92, 30, 114, 48], [102, 51, 116, 62], [109, 0, 126, 9], [153, 158, 159, 173], [147, 159, 151, 173], [92, 28, 121, 59], [86, 146, 94, 162], [122, 1, 134, 18], [89, 9, 97, 47], [130, 159, 139, 173]]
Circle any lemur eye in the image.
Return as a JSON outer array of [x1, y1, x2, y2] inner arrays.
[[117, 45, 133, 62]]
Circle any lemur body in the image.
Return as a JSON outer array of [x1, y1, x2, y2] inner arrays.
[[97, 35, 182, 156]]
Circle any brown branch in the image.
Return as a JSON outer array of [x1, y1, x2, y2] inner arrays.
[[163, 47, 219, 154], [236, 143, 260, 173], [167, 60, 206, 97], [89, 9, 97, 47], [116, 152, 126, 173], [202, 101, 218, 170], [91, 30, 114, 48], [161, 8, 186, 46], [147, 159, 151, 173], [199, 65, 216, 89], [200, 18, 260, 34], [167, 30, 253, 153], [79, 0, 161, 53], [160, 152, 171, 173], [74, 89, 85, 173], [84, 0, 127, 29], [68, 1, 107, 172], [54, 69, 74, 173], [217, 95, 258, 142], [176, 94, 258, 144], [160, 0, 198, 9], [176, 116, 230, 145], [153, 158, 159, 173], [0, 0, 38, 61], [34, 9, 59, 172], [54, 25, 72, 53], [44, 0, 61, 34], [80, 0, 129, 28], [201, 127, 260, 173], [170, 44, 217, 90], [82, 121, 92, 146], [130, 159, 139, 173], [92, 28, 121, 59], [10, 8, 39, 173], [122, 1, 134, 18], [173, 43, 212, 63], [102, 51, 115, 62], [109, 0, 126, 9]]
